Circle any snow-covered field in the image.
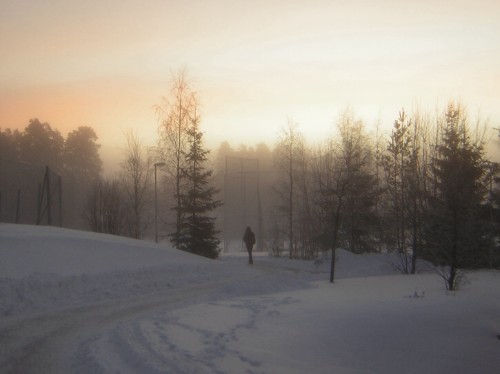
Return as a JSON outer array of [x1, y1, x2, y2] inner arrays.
[[1, 223, 499, 373]]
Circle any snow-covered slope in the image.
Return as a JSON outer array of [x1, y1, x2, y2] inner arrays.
[[1, 223, 499, 373], [0, 224, 223, 316], [1, 223, 211, 278], [0, 223, 397, 317]]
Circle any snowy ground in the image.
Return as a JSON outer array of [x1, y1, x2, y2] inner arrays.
[[1, 223, 499, 373]]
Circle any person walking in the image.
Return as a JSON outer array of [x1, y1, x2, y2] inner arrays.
[[243, 226, 256, 265]]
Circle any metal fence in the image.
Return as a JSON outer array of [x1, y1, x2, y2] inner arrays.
[[0, 158, 62, 226]]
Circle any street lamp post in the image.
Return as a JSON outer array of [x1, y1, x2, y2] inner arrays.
[[154, 162, 166, 243]]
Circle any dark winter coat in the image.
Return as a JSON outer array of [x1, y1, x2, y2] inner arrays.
[[243, 227, 256, 250]]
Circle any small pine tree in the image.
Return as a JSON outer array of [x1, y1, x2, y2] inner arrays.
[[172, 118, 222, 259], [382, 109, 422, 273]]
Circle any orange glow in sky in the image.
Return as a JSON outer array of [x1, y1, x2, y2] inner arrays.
[[1, 0, 500, 167]]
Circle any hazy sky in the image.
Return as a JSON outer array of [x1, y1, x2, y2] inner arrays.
[[1, 0, 500, 161]]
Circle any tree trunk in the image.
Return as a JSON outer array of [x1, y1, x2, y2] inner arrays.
[[411, 198, 418, 274], [448, 211, 459, 290]]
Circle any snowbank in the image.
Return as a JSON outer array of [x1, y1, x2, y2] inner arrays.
[[0, 224, 402, 317], [1, 224, 499, 373], [0, 224, 220, 316]]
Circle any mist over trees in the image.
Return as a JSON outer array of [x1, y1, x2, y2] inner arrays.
[[214, 141, 274, 254], [155, 71, 222, 258], [19, 119, 65, 171], [0, 119, 102, 227], [213, 101, 498, 288], [83, 177, 124, 235], [2, 78, 500, 289], [64, 126, 102, 181]]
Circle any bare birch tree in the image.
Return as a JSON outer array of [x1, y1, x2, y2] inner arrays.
[[119, 131, 153, 239], [316, 109, 378, 282], [274, 119, 305, 258], [156, 70, 197, 246]]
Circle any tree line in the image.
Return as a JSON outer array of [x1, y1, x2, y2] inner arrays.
[[0, 119, 102, 181], [206, 97, 499, 291], [0, 119, 102, 227], [270, 104, 499, 290], [2, 72, 499, 290]]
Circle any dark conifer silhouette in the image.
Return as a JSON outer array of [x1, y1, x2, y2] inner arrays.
[[425, 103, 487, 290], [172, 115, 222, 259]]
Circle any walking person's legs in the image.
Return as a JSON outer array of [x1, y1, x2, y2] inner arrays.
[[246, 244, 254, 264]]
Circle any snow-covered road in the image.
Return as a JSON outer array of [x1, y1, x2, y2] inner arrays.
[[1, 224, 499, 373], [1, 279, 227, 373], [0, 257, 321, 373], [0, 259, 290, 372], [0, 224, 319, 373], [78, 273, 500, 374]]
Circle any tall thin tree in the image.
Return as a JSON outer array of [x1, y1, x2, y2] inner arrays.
[[119, 131, 153, 239], [382, 109, 422, 273], [274, 120, 305, 259], [156, 70, 197, 246]]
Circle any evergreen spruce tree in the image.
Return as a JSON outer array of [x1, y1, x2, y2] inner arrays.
[[174, 117, 222, 259], [425, 103, 487, 290]]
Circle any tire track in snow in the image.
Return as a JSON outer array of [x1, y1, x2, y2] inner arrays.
[[0, 257, 321, 373], [0, 279, 229, 374]]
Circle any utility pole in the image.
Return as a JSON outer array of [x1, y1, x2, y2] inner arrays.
[[46, 166, 52, 226], [58, 176, 62, 227]]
